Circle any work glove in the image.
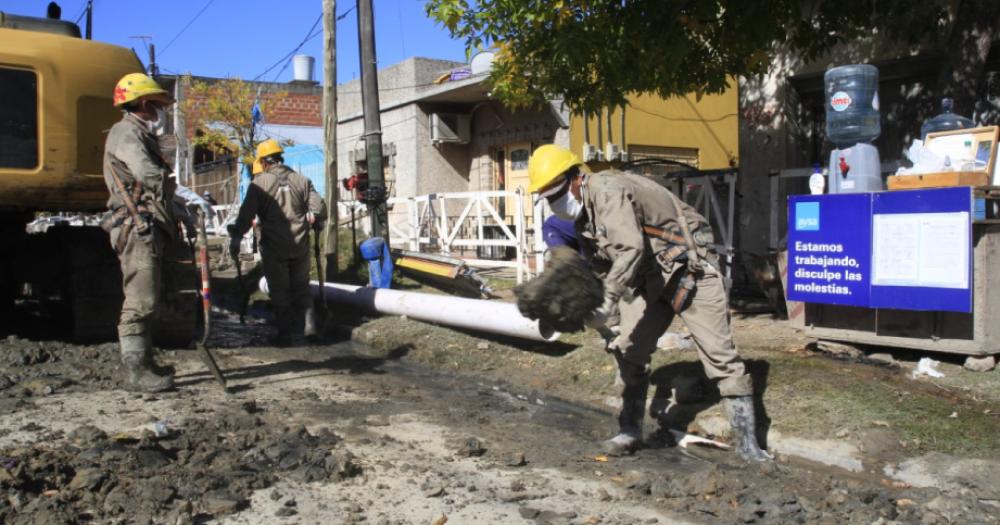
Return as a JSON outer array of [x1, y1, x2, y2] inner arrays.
[[589, 291, 620, 329], [229, 238, 241, 260], [226, 224, 241, 259]]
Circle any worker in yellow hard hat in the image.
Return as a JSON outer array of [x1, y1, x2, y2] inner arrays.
[[526, 144, 770, 462], [102, 72, 178, 393], [229, 138, 327, 346]]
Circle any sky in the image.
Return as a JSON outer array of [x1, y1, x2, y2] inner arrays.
[[1, 0, 470, 83]]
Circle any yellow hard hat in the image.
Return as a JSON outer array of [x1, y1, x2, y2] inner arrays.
[[255, 139, 284, 161], [113, 72, 172, 107], [528, 144, 583, 194], [251, 160, 264, 175]]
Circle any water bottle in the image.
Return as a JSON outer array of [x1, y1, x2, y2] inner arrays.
[[920, 98, 974, 140], [825, 64, 881, 147]]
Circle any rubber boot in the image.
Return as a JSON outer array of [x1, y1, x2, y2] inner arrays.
[[723, 396, 772, 462], [120, 334, 174, 393], [141, 332, 175, 377], [603, 363, 649, 456]]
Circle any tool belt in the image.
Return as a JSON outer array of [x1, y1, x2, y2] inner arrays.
[[643, 222, 715, 313]]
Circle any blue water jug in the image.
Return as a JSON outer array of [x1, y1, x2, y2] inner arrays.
[[825, 64, 880, 147], [920, 98, 974, 140]]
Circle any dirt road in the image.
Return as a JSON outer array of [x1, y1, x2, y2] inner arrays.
[[1, 311, 998, 524]]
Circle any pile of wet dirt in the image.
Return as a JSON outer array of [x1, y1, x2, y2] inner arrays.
[[613, 458, 999, 525], [0, 405, 360, 524], [0, 336, 122, 405], [515, 246, 603, 333]]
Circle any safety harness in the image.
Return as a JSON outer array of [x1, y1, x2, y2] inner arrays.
[[104, 164, 152, 253], [644, 190, 709, 313]]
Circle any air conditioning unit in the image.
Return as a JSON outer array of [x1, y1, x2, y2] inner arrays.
[[431, 113, 471, 144], [605, 143, 621, 162], [582, 143, 599, 162]]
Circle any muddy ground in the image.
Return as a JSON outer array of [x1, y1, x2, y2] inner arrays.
[[1, 295, 1000, 524]]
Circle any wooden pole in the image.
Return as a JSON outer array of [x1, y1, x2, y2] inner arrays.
[[322, 0, 339, 279]]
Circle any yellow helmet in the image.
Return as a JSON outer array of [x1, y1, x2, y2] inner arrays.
[[113, 72, 172, 107], [251, 160, 264, 175], [255, 139, 284, 161], [528, 144, 583, 193]]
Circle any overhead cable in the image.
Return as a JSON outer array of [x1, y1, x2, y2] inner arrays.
[[160, 0, 219, 56]]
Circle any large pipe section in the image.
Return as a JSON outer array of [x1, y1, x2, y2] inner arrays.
[[268, 280, 559, 342]]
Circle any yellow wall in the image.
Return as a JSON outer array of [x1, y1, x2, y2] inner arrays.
[[569, 80, 739, 170]]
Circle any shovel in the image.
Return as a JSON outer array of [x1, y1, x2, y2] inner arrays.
[[196, 207, 228, 391]]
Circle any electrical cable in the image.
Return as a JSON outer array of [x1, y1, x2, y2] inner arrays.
[[252, 6, 356, 83], [251, 13, 322, 82], [160, 0, 219, 56], [74, 0, 94, 25]]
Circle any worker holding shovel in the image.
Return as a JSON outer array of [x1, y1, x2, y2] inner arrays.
[[228, 140, 326, 346]]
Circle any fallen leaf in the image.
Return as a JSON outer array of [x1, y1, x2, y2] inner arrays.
[[593, 455, 608, 462], [872, 420, 891, 427], [896, 498, 915, 507], [432, 514, 448, 525], [881, 478, 912, 489], [43, 490, 58, 497], [610, 476, 623, 482]]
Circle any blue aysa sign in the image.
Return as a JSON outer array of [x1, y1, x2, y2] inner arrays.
[[787, 194, 872, 307], [787, 188, 973, 313]]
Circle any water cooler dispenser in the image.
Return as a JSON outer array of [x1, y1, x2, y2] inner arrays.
[[825, 64, 884, 193]]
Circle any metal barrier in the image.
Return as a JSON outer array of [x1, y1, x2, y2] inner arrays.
[[386, 190, 534, 283]]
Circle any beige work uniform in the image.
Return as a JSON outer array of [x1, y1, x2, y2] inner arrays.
[[232, 163, 326, 337], [103, 113, 176, 339], [577, 170, 751, 398]]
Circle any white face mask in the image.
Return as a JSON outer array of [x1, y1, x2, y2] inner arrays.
[[149, 105, 167, 135], [549, 190, 583, 221]]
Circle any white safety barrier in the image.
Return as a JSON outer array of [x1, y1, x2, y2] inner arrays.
[[386, 190, 541, 283]]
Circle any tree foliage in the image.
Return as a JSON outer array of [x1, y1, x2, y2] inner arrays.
[[425, 0, 950, 114], [181, 77, 287, 164]]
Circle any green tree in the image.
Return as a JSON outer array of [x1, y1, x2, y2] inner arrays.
[[181, 77, 287, 165], [425, 0, 970, 114]]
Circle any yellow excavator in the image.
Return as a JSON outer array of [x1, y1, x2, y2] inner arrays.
[[0, 12, 196, 344]]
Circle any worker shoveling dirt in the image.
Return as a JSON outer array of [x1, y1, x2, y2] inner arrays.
[[514, 246, 603, 333]]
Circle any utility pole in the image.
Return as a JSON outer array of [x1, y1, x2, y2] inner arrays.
[[149, 43, 158, 76], [85, 0, 92, 39], [322, 0, 339, 279], [357, 0, 389, 241]]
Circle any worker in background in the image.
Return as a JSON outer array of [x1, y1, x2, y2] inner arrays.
[[202, 191, 218, 206], [102, 73, 177, 392], [228, 140, 326, 346], [527, 145, 770, 462]]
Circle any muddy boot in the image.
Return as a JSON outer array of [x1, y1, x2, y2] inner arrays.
[[603, 361, 649, 456], [141, 332, 175, 377], [723, 396, 772, 462], [120, 335, 174, 393]]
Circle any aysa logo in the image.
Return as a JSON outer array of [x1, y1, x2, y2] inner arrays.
[[830, 91, 852, 112], [796, 202, 820, 231]]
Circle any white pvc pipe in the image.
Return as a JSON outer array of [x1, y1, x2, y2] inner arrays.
[[304, 281, 559, 342]]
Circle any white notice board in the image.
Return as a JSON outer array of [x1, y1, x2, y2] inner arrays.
[[871, 212, 970, 289]]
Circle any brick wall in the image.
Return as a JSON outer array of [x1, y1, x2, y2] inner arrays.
[[170, 76, 323, 138], [266, 92, 322, 126]]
